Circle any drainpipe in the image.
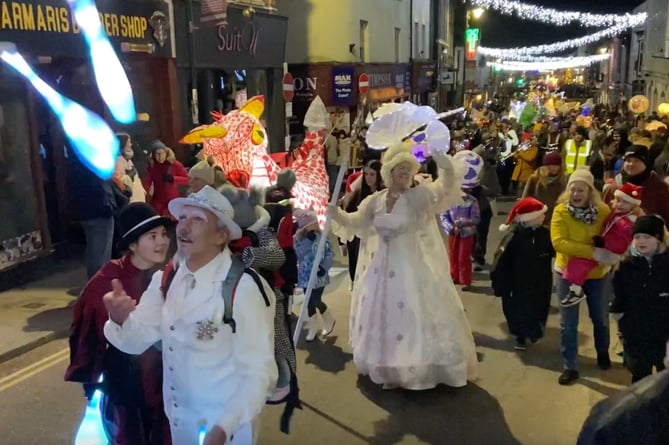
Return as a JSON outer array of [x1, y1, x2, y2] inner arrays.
[[186, 0, 199, 125], [409, 0, 413, 61]]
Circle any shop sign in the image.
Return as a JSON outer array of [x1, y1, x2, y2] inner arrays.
[[358, 64, 411, 102], [217, 21, 261, 56], [288, 64, 331, 104], [190, 7, 286, 69], [331, 66, 354, 105], [0, 0, 173, 57]]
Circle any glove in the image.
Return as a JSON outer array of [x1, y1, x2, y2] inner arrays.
[[593, 247, 620, 265], [592, 235, 605, 248], [163, 173, 174, 183], [306, 231, 317, 241], [432, 152, 454, 173], [317, 266, 326, 277]]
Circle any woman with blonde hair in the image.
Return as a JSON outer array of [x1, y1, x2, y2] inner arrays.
[[551, 168, 618, 385], [329, 143, 478, 391]]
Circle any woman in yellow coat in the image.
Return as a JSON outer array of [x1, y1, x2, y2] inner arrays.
[[550, 168, 617, 386], [512, 137, 539, 198]]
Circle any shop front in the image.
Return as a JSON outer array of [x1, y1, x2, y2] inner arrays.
[[174, 4, 288, 153], [411, 61, 437, 106], [0, 0, 177, 278], [286, 63, 411, 166]]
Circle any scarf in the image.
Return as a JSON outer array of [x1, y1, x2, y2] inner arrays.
[[621, 167, 651, 185], [567, 204, 599, 224]]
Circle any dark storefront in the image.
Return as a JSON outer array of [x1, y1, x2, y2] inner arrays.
[[0, 0, 177, 278], [174, 4, 288, 153], [412, 61, 437, 106]]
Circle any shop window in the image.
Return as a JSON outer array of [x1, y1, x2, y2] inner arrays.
[[0, 73, 44, 270]]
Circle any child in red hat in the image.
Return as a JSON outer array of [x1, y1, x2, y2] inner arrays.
[[561, 182, 643, 307], [491, 197, 554, 350]]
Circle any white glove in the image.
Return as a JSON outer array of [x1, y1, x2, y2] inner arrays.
[[432, 152, 454, 173], [593, 247, 621, 265]]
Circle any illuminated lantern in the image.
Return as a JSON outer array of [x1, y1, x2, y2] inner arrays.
[[629, 95, 649, 114], [658, 103, 669, 116]]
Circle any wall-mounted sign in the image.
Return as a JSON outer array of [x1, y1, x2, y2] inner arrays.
[[216, 21, 261, 56], [331, 66, 354, 105], [465, 28, 479, 61], [0, 0, 173, 57]]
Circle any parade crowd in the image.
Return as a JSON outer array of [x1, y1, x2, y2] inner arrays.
[[62, 99, 669, 444]]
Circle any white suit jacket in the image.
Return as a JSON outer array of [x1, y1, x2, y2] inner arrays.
[[104, 249, 277, 445]]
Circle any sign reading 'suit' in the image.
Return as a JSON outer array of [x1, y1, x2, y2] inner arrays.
[[0, 0, 173, 58]]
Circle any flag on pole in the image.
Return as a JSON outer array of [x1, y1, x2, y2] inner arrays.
[[201, 0, 228, 26]]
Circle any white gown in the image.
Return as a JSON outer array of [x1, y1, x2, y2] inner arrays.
[[333, 164, 479, 389]]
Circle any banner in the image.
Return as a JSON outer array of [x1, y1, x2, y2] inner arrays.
[[331, 66, 354, 106]]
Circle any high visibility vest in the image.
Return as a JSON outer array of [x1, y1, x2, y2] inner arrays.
[[564, 139, 592, 174]]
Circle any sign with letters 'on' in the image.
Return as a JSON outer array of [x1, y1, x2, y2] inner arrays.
[[0, 0, 173, 57]]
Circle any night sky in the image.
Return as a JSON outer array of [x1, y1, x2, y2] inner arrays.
[[476, 0, 647, 48]]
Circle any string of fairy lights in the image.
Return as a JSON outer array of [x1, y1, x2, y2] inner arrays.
[[469, 0, 648, 71]]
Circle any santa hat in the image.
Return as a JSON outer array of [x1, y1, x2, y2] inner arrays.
[[613, 182, 643, 207], [499, 197, 547, 231]]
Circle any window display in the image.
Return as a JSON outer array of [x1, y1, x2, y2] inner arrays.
[[0, 72, 44, 270]]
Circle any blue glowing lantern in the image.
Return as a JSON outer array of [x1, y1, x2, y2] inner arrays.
[[0, 43, 119, 179]]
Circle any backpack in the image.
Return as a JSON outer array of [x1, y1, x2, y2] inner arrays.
[[159, 256, 300, 434]]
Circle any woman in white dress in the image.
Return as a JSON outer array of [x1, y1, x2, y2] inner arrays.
[[330, 143, 478, 390]]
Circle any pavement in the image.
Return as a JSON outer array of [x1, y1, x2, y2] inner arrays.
[[0, 200, 634, 444], [0, 262, 85, 363]]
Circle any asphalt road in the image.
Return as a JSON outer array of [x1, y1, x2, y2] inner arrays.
[[0, 228, 633, 445]]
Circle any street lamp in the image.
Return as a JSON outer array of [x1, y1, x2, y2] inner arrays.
[[472, 7, 485, 19]]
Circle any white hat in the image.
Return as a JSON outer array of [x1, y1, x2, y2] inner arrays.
[[168, 186, 242, 240], [189, 160, 215, 185]]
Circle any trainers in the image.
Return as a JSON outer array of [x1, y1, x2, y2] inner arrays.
[[558, 369, 579, 385], [560, 290, 586, 307], [514, 337, 527, 351], [597, 353, 612, 370]]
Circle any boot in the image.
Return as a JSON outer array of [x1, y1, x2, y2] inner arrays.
[[305, 315, 319, 342], [320, 310, 336, 336]]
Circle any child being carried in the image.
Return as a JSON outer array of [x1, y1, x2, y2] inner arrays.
[[561, 183, 643, 307]]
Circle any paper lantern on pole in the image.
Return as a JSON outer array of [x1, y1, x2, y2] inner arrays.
[[658, 103, 669, 116], [629, 95, 649, 115]]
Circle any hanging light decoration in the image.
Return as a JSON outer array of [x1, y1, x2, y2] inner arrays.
[[478, 21, 640, 57], [488, 53, 610, 72], [468, 0, 647, 28]]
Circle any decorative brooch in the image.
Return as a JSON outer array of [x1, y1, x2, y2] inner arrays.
[[195, 319, 219, 340]]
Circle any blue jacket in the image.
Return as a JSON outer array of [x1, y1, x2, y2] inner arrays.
[[294, 233, 334, 289]]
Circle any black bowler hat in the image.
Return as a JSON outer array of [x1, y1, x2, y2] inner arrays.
[[624, 145, 649, 166], [118, 203, 173, 251]]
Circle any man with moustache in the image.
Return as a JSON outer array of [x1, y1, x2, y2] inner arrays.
[[103, 186, 277, 445]]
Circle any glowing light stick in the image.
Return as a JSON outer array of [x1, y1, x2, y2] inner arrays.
[[66, 0, 136, 124], [0, 42, 119, 179], [73, 378, 108, 445], [198, 423, 207, 445]]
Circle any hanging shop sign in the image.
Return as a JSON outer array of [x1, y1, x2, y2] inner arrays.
[[331, 66, 354, 105], [0, 0, 174, 57]]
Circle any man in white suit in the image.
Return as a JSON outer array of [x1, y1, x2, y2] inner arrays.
[[103, 186, 277, 445]]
